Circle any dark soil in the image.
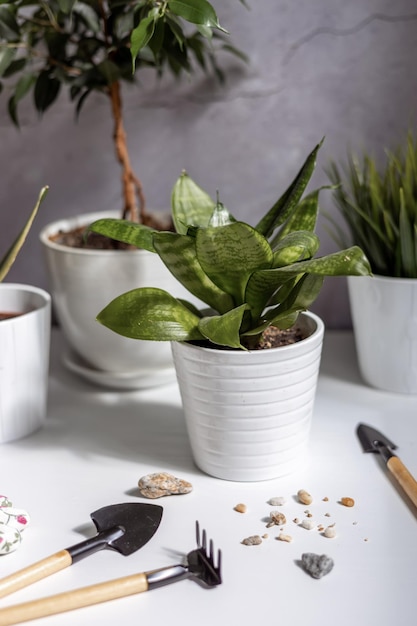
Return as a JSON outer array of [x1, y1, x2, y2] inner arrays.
[[254, 325, 306, 349], [0, 312, 21, 321]]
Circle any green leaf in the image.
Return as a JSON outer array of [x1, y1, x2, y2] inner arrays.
[[198, 304, 249, 348], [0, 186, 49, 282], [272, 231, 319, 267], [272, 188, 322, 244], [0, 46, 16, 77], [88, 218, 157, 252], [268, 274, 324, 321], [171, 170, 216, 234], [256, 140, 323, 239], [97, 288, 204, 341], [0, 6, 20, 41], [97, 59, 121, 85], [196, 222, 273, 305], [130, 14, 156, 71], [72, 2, 100, 32], [8, 73, 35, 125], [153, 231, 234, 313], [167, 0, 228, 32], [399, 191, 415, 277], [57, 0, 77, 14], [34, 71, 61, 113]]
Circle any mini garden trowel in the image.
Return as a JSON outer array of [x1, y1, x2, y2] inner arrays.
[[357, 423, 417, 508], [0, 502, 163, 600]]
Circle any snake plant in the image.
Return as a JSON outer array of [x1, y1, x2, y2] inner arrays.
[[327, 132, 417, 278], [0, 187, 48, 282], [90, 142, 371, 350]]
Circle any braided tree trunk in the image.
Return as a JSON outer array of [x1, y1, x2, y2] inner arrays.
[[108, 80, 147, 223]]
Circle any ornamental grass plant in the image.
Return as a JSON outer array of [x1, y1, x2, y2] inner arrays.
[[327, 132, 417, 278]]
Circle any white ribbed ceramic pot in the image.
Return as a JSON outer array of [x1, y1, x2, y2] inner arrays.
[[0, 284, 51, 443], [171, 311, 324, 481], [348, 274, 417, 393]]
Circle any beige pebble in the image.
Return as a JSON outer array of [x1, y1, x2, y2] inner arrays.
[[324, 525, 337, 538], [341, 497, 355, 507], [241, 535, 262, 546], [301, 518, 315, 530], [277, 532, 292, 543], [297, 489, 313, 505], [266, 511, 286, 527], [234, 503, 247, 514], [138, 472, 192, 499], [268, 497, 286, 506]]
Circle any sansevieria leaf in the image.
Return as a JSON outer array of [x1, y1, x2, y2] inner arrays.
[[97, 288, 204, 341], [196, 222, 273, 305], [171, 171, 216, 234], [255, 140, 323, 239], [153, 231, 234, 313], [198, 304, 249, 348], [88, 219, 157, 252], [0, 186, 48, 282]]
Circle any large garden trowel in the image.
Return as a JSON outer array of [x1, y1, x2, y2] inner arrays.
[[0, 502, 163, 600], [357, 423, 417, 508]]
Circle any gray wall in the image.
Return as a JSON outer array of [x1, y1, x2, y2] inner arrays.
[[1, 0, 416, 328]]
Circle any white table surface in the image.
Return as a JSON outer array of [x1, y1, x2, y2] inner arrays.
[[1, 329, 417, 626]]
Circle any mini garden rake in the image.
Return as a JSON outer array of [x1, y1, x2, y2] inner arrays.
[[0, 522, 222, 625]]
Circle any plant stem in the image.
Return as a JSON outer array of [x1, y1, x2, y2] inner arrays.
[[108, 80, 146, 223]]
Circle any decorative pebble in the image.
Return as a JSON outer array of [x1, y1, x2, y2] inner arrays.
[[277, 532, 293, 542], [241, 535, 262, 546], [0, 508, 30, 532], [0, 495, 12, 508], [138, 472, 193, 499], [301, 518, 315, 530], [234, 503, 247, 514], [301, 553, 334, 579], [266, 511, 286, 528], [268, 497, 286, 506], [324, 525, 337, 538], [341, 497, 355, 507], [297, 489, 313, 505], [0, 525, 22, 556]]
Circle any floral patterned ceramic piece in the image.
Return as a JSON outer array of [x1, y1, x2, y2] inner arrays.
[[0, 507, 30, 531], [0, 495, 12, 508], [0, 524, 22, 555]]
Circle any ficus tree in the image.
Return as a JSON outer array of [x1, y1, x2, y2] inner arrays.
[[0, 1, 245, 224]]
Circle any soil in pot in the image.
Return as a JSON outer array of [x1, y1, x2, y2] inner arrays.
[[0, 312, 21, 321]]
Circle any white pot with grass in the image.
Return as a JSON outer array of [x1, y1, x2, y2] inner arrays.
[[348, 275, 417, 393], [328, 131, 417, 394]]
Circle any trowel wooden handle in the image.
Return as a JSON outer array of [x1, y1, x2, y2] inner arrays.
[[387, 456, 417, 508], [0, 550, 72, 599], [0, 572, 149, 625]]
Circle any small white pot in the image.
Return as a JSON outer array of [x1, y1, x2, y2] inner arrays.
[[40, 211, 199, 387], [0, 284, 51, 443], [348, 274, 417, 393], [171, 312, 324, 481]]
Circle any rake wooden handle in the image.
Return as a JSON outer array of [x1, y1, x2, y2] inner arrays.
[[0, 551, 73, 600], [387, 456, 417, 508], [0, 573, 149, 625]]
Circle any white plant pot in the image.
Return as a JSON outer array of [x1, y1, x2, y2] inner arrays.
[[40, 211, 198, 388], [0, 284, 51, 443], [348, 274, 417, 393], [171, 311, 324, 481]]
